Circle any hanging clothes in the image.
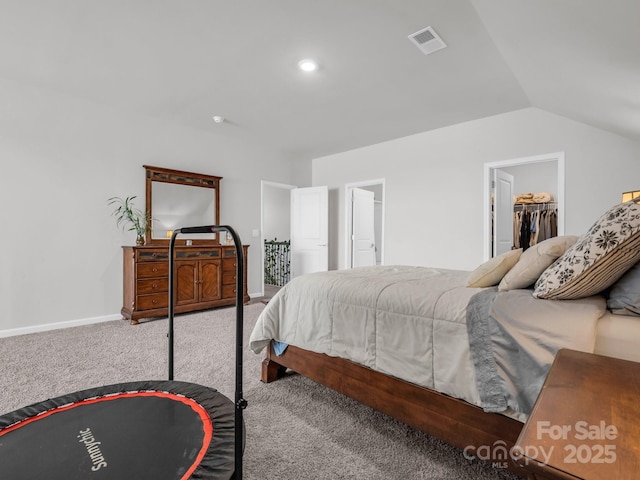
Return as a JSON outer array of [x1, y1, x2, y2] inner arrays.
[[513, 202, 558, 250]]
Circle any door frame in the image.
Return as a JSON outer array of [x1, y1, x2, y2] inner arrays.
[[260, 180, 296, 297], [483, 152, 565, 261], [344, 179, 386, 269]]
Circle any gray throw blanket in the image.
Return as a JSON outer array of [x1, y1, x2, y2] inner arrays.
[[466, 288, 603, 415], [465, 288, 509, 412]]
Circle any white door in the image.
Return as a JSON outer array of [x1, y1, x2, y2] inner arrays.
[[290, 186, 328, 278], [493, 169, 514, 256], [351, 188, 376, 268]]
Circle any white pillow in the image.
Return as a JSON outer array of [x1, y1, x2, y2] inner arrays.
[[466, 249, 523, 288], [498, 236, 579, 291]]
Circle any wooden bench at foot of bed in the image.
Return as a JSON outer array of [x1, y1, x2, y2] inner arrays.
[[262, 343, 526, 476]]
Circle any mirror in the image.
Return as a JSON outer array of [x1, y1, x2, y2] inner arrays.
[[151, 183, 216, 239], [144, 165, 221, 245]]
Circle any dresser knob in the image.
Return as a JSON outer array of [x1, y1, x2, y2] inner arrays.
[[152, 268, 157, 272], [152, 299, 158, 304], [152, 283, 158, 289]]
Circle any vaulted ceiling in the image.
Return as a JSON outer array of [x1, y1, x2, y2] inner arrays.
[[2, 0, 638, 161]]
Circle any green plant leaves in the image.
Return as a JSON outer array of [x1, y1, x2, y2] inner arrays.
[[108, 196, 150, 237]]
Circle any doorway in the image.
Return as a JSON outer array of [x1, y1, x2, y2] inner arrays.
[[483, 152, 565, 261], [261, 181, 295, 298], [261, 181, 329, 297], [345, 179, 385, 268]]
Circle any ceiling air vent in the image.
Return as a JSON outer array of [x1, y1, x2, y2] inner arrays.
[[408, 26, 446, 55]]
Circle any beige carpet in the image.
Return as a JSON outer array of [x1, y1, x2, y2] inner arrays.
[[0, 304, 522, 479]]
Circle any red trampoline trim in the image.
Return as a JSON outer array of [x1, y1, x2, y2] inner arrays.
[[0, 390, 213, 480]]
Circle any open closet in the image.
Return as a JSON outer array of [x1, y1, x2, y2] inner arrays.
[[504, 162, 558, 251], [485, 152, 564, 259], [513, 197, 558, 250]]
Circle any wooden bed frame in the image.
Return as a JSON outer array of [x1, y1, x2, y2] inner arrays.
[[261, 342, 527, 476]]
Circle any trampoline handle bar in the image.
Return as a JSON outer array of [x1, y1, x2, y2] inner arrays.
[[168, 225, 246, 480], [179, 225, 220, 234]]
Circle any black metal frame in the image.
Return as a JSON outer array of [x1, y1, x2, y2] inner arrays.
[[168, 225, 246, 480]]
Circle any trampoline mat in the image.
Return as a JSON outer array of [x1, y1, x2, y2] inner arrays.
[[0, 380, 238, 480]]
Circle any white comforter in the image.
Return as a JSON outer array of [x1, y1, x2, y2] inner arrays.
[[249, 266, 607, 416]]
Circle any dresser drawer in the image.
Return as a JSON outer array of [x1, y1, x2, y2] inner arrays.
[[223, 248, 238, 258], [222, 259, 237, 271], [136, 249, 169, 262], [222, 285, 237, 299], [222, 271, 236, 285], [136, 278, 169, 294], [136, 293, 168, 311], [137, 262, 169, 278], [176, 249, 220, 259], [222, 259, 237, 285]]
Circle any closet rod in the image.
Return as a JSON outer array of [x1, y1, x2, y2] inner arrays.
[[513, 202, 558, 211]]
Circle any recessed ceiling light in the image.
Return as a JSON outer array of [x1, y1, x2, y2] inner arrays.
[[298, 59, 318, 72], [212, 116, 225, 124]]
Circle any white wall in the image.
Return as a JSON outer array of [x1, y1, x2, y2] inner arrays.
[[502, 161, 558, 201], [0, 77, 301, 333], [4, 97, 640, 334], [312, 107, 640, 271]]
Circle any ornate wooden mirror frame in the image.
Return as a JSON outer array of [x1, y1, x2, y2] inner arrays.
[[144, 165, 221, 245]]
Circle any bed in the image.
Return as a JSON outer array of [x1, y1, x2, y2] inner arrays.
[[249, 201, 640, 475]]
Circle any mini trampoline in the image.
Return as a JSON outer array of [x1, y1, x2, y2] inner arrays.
[[0, 226, 247, 480]]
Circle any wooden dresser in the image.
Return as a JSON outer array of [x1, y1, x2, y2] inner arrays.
[[121, 244, 249, 324]]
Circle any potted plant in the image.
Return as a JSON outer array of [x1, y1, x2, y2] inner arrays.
[[108, 196, 151, 246]]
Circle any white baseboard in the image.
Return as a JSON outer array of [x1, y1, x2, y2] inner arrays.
[[0, 314, 123, 338], [0, 298, 266, 338]]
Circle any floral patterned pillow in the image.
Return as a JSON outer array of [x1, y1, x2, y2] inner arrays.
[[534, 201, 640, 300]]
